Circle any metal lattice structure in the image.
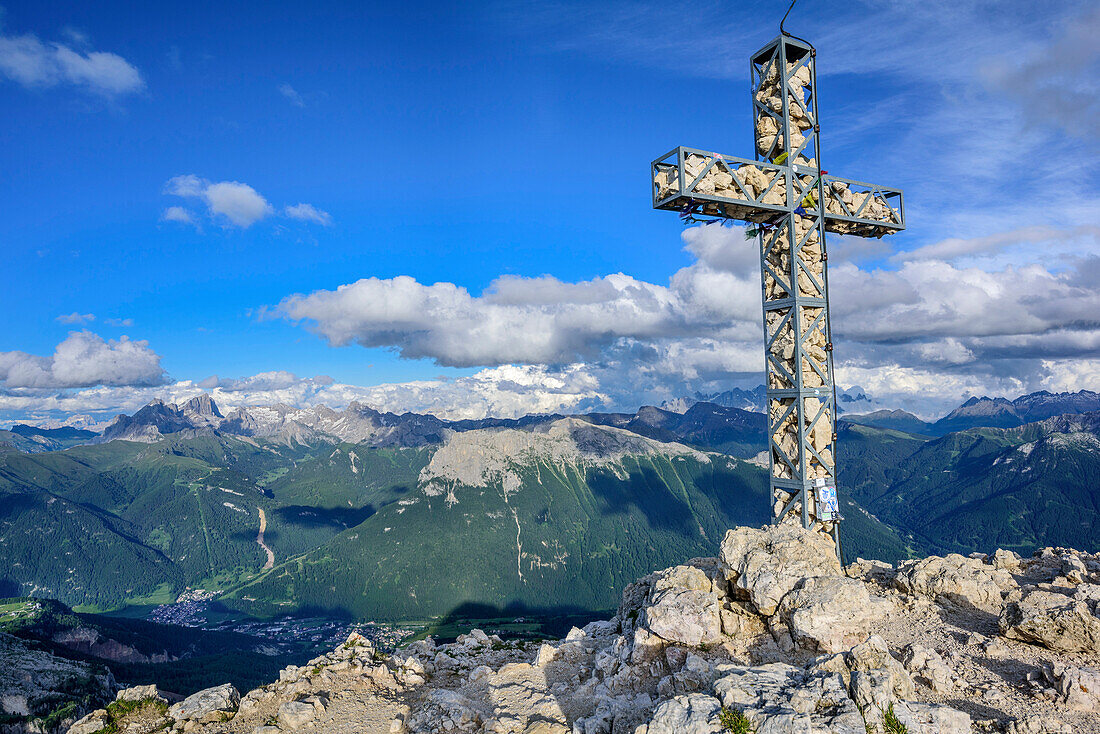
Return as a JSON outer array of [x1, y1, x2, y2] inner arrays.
[[650, 34, 905, 552]]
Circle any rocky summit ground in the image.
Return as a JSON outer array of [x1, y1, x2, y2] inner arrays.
[[67, 524, 1100, 734]]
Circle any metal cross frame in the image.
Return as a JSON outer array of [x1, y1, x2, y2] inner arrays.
[[649, 35, 905, 552]]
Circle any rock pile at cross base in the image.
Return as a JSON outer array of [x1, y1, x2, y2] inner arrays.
[[68, 525, 1100, 734]]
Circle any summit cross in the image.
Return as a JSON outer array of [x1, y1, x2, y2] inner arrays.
[[650, 34, 905, 553]]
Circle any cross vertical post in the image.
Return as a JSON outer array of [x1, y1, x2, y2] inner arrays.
[[650, 34, 905, 554]]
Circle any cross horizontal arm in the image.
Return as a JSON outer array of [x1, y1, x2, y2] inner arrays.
[[651, 146, 905, 238]]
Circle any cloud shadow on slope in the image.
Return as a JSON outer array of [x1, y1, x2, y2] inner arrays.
[[586, 466, 696, 534], [273, 504, 376, 529]]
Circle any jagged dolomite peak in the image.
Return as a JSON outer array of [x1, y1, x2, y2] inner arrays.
[[67, 528, 1100, 734], [418, 418, 710, 489]]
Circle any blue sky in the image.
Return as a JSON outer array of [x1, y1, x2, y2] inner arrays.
[[2, 0, 1099, 424]]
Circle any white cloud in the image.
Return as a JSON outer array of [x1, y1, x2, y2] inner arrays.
[[276, 224, 757, 371], [104, 317, 134, 327], [834, 364, 1029, 420], [202, 181, 272, 227], [56, 312, 94, 324], [165, 175, 273, 228], [0, 366, 607, 424], [164, 174, 204, 198], [0, 332, 166, 389], [161, 206, 195, 225], [285, 203, 332, 226], [271, 218, 1100, 417], [0, 23, 143, 96], [164, 176, 330, 229], [278, 83, 304, 107]]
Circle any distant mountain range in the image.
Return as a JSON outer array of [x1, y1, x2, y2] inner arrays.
[[841, 389, 1100, 436], [53, 394, 769, 459], [659, 387, 765, 413], [1, 389, 1098, 622], [7, 388, 1097, 449]]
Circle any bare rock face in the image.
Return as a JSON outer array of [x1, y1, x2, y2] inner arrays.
[[406, 689, 482, 733], [116, 684, 166, 704], [841, 634, 916, 728], [993, 548, 1023, 572], [1000, 588, 1100, 653], [166, 683, 239, 725], [714, 662, 865, 733], [67, 710, 109, 734], [892, 703, 973, 734], [777, 576, 877, 653], [635, 693, 724, 734], [1007, 715, 1074, 734], [894, 553, 1017, 614], [1042, 664, 1100, 711], [902, 644, 958, 694], [719, 524, 841, 616], [277, 700, 317, 729], [482, 662, 569, 733], [640, 566, 723, 648]]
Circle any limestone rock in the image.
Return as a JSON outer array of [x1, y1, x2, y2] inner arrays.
[[67, 709, 109, 734], [1045, 663, 1100, 711], [993, 548, 1023, 572], [1007, 715, 1073, 734], [278, 700, 317, 729], [167, 683, 240, 725], [845, 557, 896, 584], [116, 683, 166, 703], [719, 524, 841, 616], [484, 662, 567, 731], [902, 644, 957, 693], [718, 600, 766, 640], [844, 634, 914, 720], [778, 576, 876, 653], [999, 588, 1100, 653], [641, 565, 722, 647], [895, 553, 1016, 614], [638, 693, 724, 734], [892, 701, 972, 734], [407, 689, 481, 733], [713, 662, 864, 733], [1060, 553, 1088, 585]]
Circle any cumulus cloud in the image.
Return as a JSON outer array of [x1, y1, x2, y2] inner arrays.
[[165, 175, 272, 228], [0, 331, 166, 389], [197, 370, 303, 392], [271, 218, 1100, 417], [104, 317, 134, 327], [163, 176, 331, 229], [0, 365, 607, 424], [202, 181, 272, 227], [285, 203, 332, 226], [277, 224, 757, 371], [161, 206, 195, 225], [56, 312, 94, 324], [278, 83, 304, 107], [0, 22, 143, 96]]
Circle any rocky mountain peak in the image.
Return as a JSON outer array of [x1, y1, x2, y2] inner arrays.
[[418, 417, 709, 489], [181, 393, 222, 419]]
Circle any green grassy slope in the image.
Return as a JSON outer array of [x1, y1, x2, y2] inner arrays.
[[224, 453, 772, 619], [7, 414, 1096, 621], [851, 424, 1100, 555]]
